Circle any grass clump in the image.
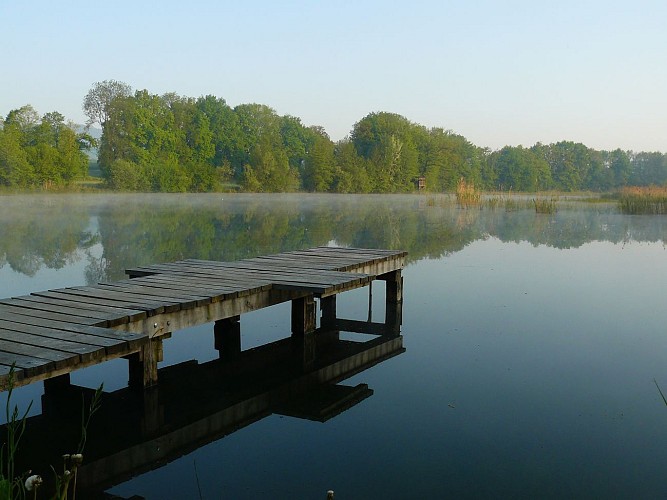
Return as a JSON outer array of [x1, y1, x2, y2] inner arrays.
[[618, 186, 667, 214], [533, 197, 558, 214], [455, 178, 481, 208]]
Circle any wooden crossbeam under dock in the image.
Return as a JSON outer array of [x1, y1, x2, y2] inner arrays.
[[0, 247, 406, 390]]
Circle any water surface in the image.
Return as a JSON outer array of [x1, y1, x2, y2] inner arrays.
[[0, 194, 666, 498]]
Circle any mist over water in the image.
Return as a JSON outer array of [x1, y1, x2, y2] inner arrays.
[[1, 193, 666, 498]]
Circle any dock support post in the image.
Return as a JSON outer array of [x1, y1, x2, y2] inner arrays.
[[380, 270, 403, 326], [382, 269, 403, 304], [292, 295, 316, 336], [320, 295, 336, 329], [214, 316, 241, 359], [128, 338, 164, 389]]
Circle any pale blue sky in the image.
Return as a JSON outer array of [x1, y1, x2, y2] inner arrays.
[[2, 0, 666, 151]]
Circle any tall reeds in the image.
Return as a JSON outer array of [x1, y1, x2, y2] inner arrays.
[[618, 186, 667, 214], [455, 178, 481, 208], [533, 197, 558, 214]]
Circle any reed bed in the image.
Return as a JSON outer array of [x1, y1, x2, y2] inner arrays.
[[618, 186, 667, 214], [455, 178, 481, 208], [533, 197, 558, 214]]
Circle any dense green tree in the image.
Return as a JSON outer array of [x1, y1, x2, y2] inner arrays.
[[532, 141, 589, 191], [0, 106, 90, 188], [491, 146, 551, 191], [351, 112, 420, 192], [196, 95, 243, 173], [332, 140, 371, 193], [608, 149, 632, 188], [303, 131, 335, 191], [629, 152, 667, 186], [584, 149, 614, 191], [280, 115, 318, 176], [418, 128, 482, 191], [0, 124, 34, 186]]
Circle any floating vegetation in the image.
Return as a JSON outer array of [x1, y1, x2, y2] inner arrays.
[[455, 178, 481, 208], [533, 197, 558, 214], [618, 186, 667, 214]]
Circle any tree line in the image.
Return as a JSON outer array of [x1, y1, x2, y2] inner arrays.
[[2, 79, 666, 192], [0, 106, 95, 189]]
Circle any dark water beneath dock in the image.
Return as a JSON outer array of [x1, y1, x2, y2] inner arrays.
[[1, 193, 666, 499]]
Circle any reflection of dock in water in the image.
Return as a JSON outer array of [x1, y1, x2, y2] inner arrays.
[[11, 315, 405, 496]]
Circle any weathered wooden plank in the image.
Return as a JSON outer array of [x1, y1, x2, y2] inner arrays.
[[0, 350, 54, 378], [1, 298, 115, 323], [0, 311, 145, 350], [139, 261, 371, 287], [0, 320, 127, 356], [63, 286, 181, 310], [117, 276, 250, 300], [132, 268, 284, 291], [6, 295, 137, 326], [122, 274, 271, 297], [0, 303, 104, 327], [0, 335, 82, 368], [32, 289, 167, 315], [128, 272, 273, 297], [32, 288, 162, 321], [24, 290, 146, 320], [95, 282, 212, 307]]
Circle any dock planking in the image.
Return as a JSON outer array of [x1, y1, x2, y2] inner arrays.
[[0, 247, 406, 390]]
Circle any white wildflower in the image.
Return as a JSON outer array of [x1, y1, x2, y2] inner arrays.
[[24, 474, 42, 491]]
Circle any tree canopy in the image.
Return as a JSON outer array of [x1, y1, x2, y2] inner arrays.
[[0, 105, 93, 189], [3, 81, 667, 192]]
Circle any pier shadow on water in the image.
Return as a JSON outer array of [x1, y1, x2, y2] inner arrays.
[[5, 311, 404, 498]]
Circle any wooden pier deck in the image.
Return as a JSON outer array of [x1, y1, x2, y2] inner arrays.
[[0, 247, 406, 390]]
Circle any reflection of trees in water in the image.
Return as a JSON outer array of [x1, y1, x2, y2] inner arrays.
[[0, 197, 98, 276], [1, 195, 666, 280]]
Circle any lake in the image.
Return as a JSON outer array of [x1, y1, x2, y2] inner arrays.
[[1, 193, 666, 499]]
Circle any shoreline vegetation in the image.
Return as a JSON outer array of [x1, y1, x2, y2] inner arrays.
[[1, 80, 666, 201]]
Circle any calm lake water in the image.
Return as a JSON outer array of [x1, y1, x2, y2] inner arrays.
[[1, 193, 666, 499]]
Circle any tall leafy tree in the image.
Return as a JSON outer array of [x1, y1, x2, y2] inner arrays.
[[610, 149, 632, 187], [351, 112, 420, 192], [83, 80, 132, 129], [0, 124, 34, 186], [332, 140, 371, 193], [491, 146, 551, 191], [303, 130, 335, 191]]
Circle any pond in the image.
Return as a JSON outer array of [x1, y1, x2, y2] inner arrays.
[[1, 193, 666, 499]]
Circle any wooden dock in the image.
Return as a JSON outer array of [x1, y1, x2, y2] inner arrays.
[[0, 247, 406, 390]]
